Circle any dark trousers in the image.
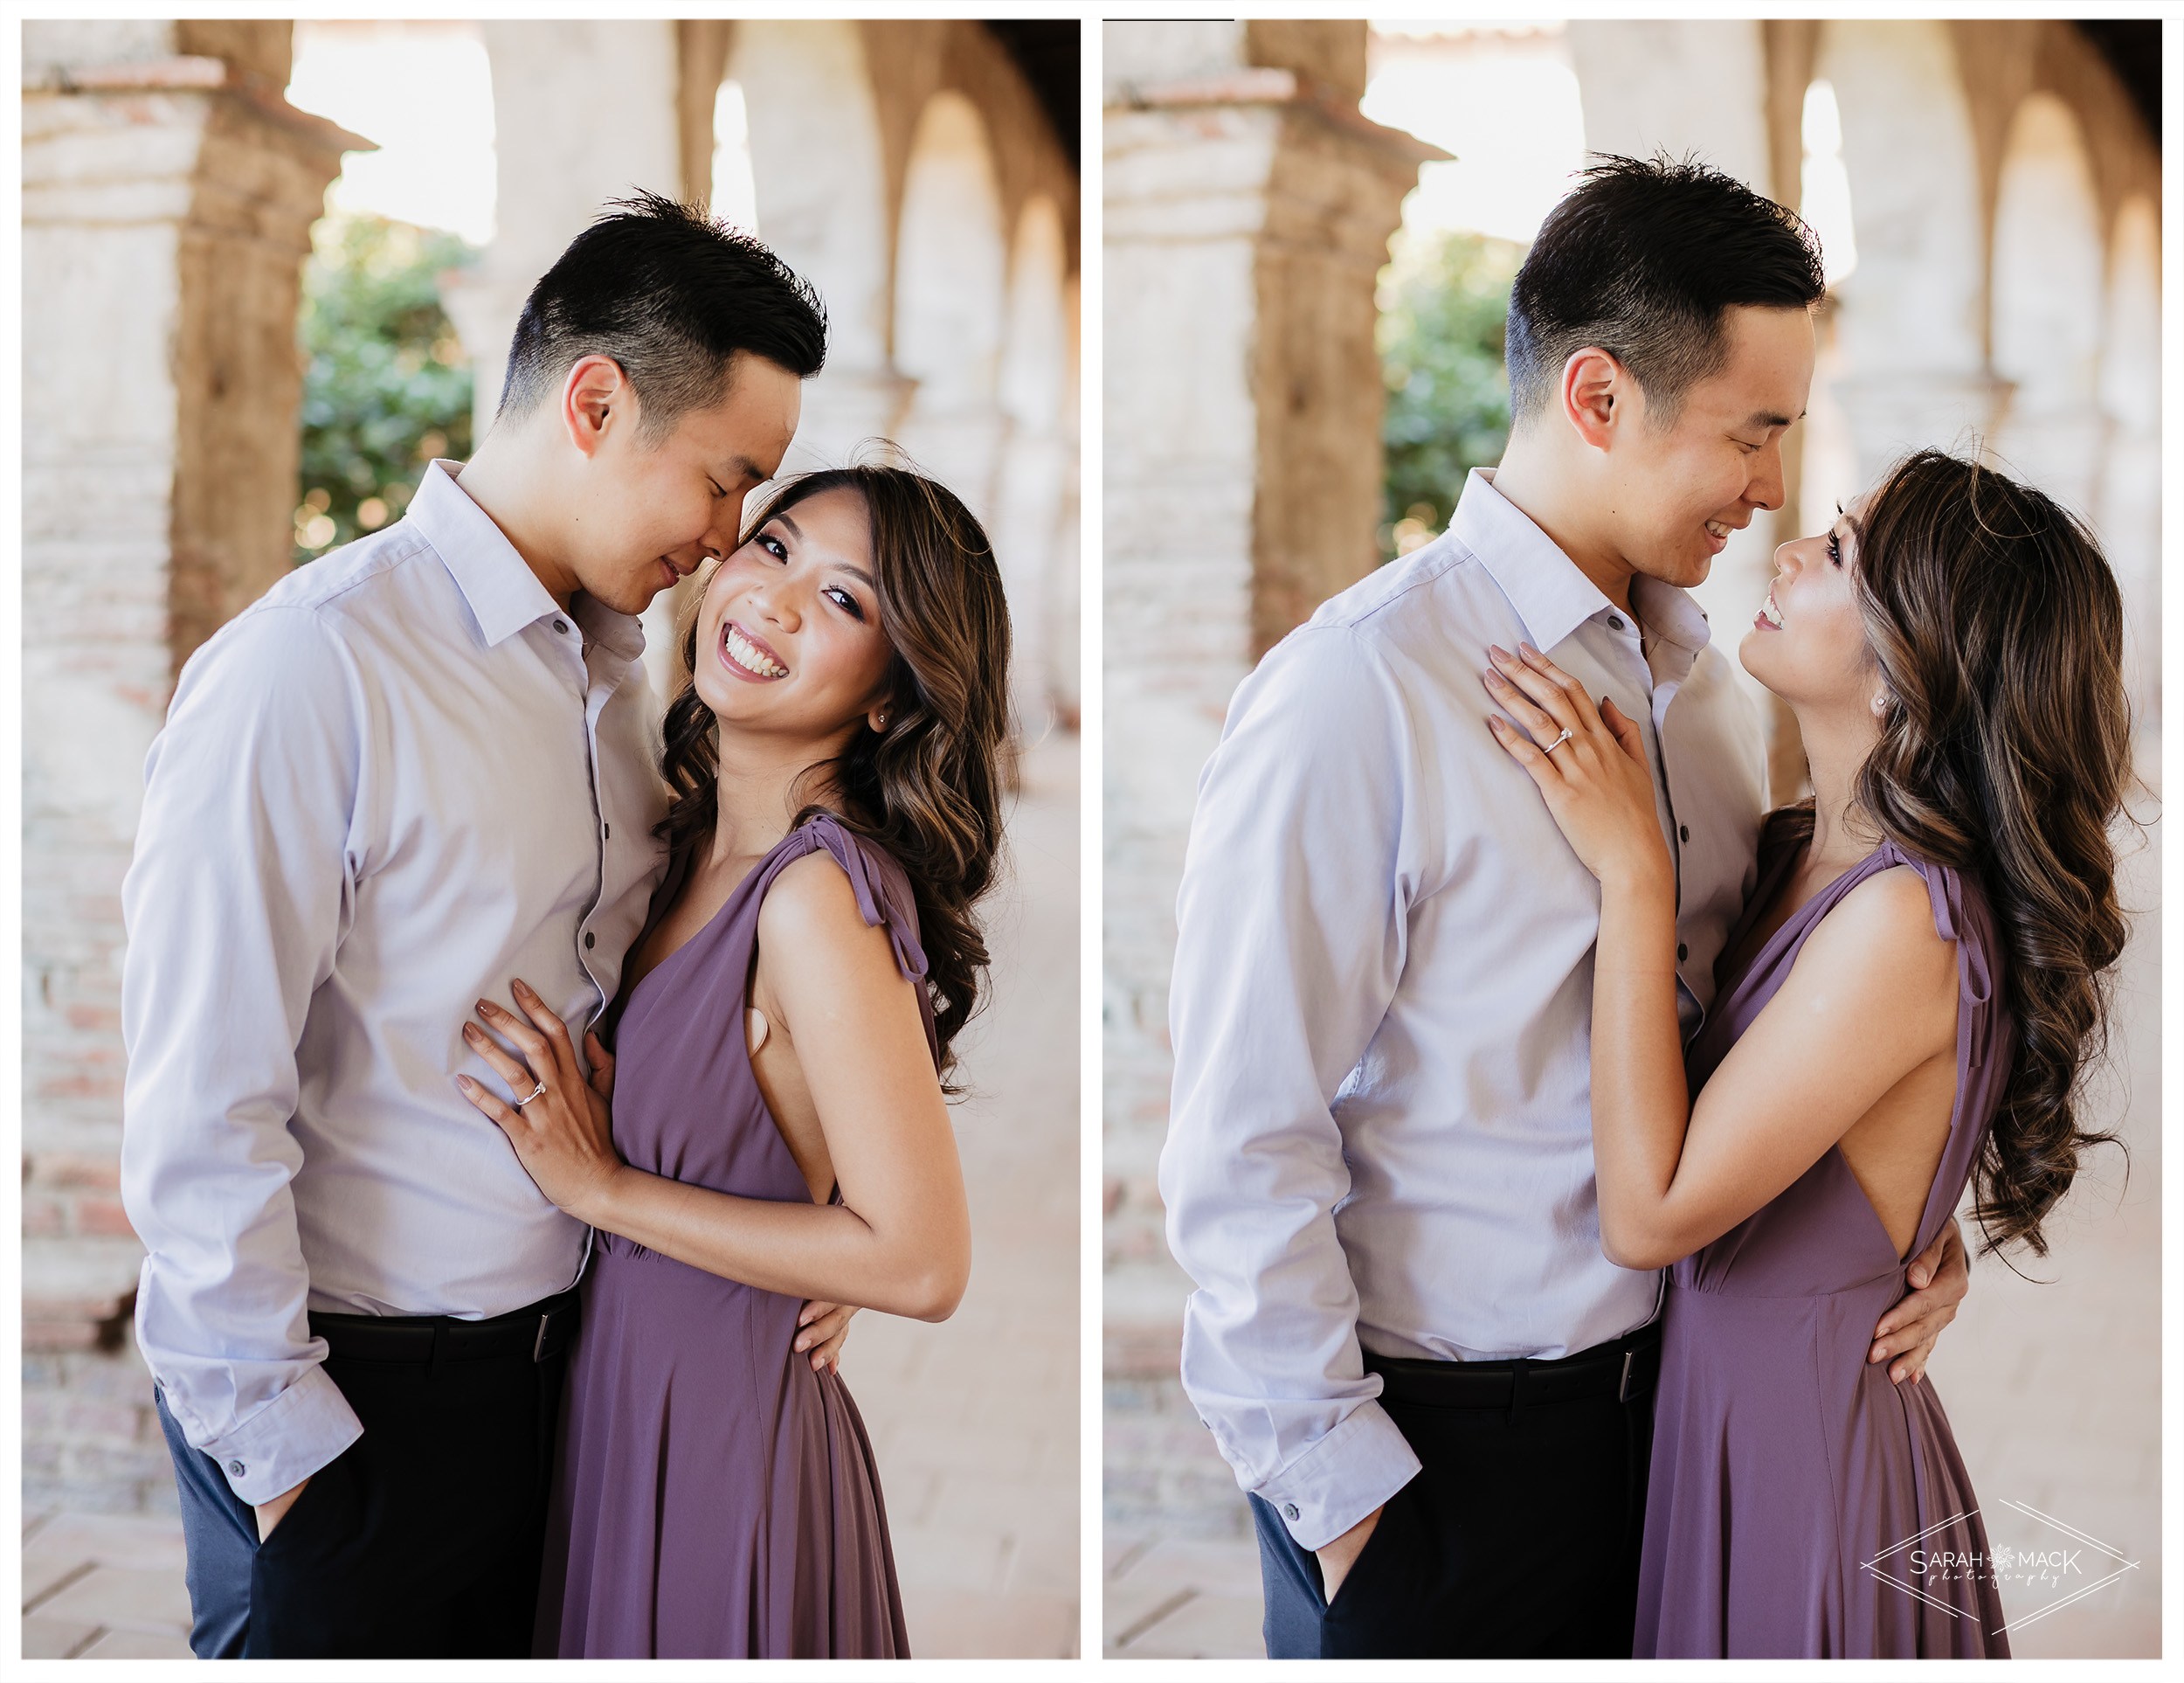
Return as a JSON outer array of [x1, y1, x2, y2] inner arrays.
[[1254, 1321, 1659, 1659], [156, 1291, 576, 1659]]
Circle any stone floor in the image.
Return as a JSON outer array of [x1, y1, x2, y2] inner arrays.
[[21, 1512, 193, 1659], [22, 733, 1082, 1662], [845, 731, 1082, 1657], [1105, 799, 2161, 1660]]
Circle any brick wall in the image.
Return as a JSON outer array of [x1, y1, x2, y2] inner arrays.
[[1099, 20, 1430, 1543], [21, 19, 353, 1516]]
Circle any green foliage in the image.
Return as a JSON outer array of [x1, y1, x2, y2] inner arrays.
[[294, 214, 479, 564], [1377, 228, 1524, 561]]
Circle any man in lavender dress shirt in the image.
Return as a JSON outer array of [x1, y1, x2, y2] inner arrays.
[[1161, 159, 1973, 1657], [121, 197, 832, 1657]]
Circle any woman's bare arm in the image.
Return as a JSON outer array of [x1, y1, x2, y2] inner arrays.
[[1483, 643, 1959, 1271], [1593, 867, 1957, 1269], [587, 855, 971, 1318], [460, 854, 971, 1321]]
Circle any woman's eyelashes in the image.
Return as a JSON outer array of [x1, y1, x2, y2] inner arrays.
[[746, 523, 867, 620]]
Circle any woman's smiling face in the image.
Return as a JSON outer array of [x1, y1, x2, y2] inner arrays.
[[1740, 495, 1882, 715], [693, 485, 895, 749]]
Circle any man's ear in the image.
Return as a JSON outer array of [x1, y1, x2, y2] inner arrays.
[[1559, 346, 1625, 454], [561, 354, 635, 460]]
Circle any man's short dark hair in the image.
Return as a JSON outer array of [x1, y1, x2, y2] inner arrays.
[[497, 190, 828, 441], [1506, 155, 1824, 427]]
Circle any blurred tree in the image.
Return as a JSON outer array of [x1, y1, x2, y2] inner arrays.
[[1377, 229, 1524, 561], [294, 213, 478, 564]]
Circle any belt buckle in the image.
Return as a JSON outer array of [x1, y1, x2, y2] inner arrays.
[[1618, 1349, 1635, 1402]]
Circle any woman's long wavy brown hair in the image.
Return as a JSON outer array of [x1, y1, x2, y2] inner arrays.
[[655, 463, 1013, 1082], [1780, 448, 2132, 1257]]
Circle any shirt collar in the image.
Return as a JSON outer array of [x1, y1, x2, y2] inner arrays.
[[1630, 571, 1713, 672], [404, 461, 647, 667], [406, 461, 565, 648], [571, 592, 647, 665], [1451, 467, 1713, 665]]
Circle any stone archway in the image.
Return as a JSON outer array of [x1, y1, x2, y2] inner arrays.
[[2097, 193, 2160, 731], [1819, 19, 2001, 477], [891, 91, 1010, 521], [729, 20, 902, 474], [435, 21, 683, 694], [1565, 20, 1781, 708], [1052, 265, 1083, 726], [1989, 93, 2105, 517], [21, 16, 364, 1498], [992, 194, 1071, 731]]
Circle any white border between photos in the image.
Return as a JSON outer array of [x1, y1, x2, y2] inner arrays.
[[5, 3, 2180, 1680]]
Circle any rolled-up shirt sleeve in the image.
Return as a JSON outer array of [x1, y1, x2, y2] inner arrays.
[[120, 606, 368, 1505], [1159, 624, 1428, 1551]]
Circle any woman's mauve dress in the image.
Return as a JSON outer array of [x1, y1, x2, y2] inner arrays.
[[1635, 830, 2013, 1658], [535, 813, 928, 1658]]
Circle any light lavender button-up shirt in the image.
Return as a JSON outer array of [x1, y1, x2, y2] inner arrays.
[[1160, 468, 1767, 1551], [120, 461, 668, 1505]]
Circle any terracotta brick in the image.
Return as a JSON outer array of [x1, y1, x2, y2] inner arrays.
[[74, 1196, 142, 1240], [34, 1152, 123, 1190], [24, 1195, 68, 1236]]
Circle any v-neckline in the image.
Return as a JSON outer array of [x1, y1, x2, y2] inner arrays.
[[1715, 835, 1893, 1018], [622, 826, 805, 1017]]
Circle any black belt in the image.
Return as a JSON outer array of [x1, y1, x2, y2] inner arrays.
[[309, 1288, 581, 1368], [1365, 1319, 1661, 1411]]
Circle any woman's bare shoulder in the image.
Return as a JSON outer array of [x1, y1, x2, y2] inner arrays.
[[757, 848, 871, 944], [1798, 862, 1957, 1014]]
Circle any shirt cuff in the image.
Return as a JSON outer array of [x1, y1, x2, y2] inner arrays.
[[1254, 1398, 1422, 1552], [194, 1363, 363, 1506]]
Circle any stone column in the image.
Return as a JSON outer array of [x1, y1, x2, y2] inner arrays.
[[22, 18, 363, 1513], [1565, 21, 1794, 751], [1988, 94, 2107, 522], [1820, 21, 2008, 481], [1048, 268, 1084, 730], [2096, 197, 2160, 738], [890, 92, 1011, 524], [437, 21, 685, 697], [1102, 18, 1438, 1533], [729, 21, 912, 475], [992, 198, 1072, 735]]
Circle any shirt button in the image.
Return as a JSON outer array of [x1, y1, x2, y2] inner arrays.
[[1677, 943, 1690, 962], [228, 1460, 245, 1478], [602, 823, 611, 840], [1679, 824, 1690, 842], [1607, 614, 1625, 631], [584, 932, 596, 950], [554, 618, 570, 634], [1282, 1502, 1301, 1521]]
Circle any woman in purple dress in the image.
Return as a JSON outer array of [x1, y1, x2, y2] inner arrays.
[[453, 463, 1011, 1657], [1482, 450, 2130, 1657]]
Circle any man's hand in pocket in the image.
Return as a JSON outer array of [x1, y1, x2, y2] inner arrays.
[[254, 1476, 310, 1542], [1316, 1504, 1384, 1604]]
